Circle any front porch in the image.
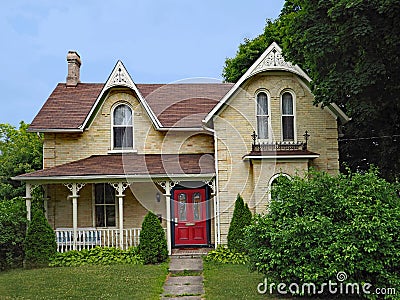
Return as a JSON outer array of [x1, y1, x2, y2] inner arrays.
[[15, 153, 218, 254]]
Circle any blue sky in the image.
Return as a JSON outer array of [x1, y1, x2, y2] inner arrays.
[[0, 0, 284, 126]]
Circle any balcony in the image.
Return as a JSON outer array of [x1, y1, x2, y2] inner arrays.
[[251, 131, 310, 152]]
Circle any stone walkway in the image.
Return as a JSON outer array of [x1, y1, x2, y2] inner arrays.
[[161, 250, 210, 300]]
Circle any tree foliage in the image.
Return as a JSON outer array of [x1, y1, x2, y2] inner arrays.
[[24, 208, 57, 268], [227, 194, 252, 253], [222, 0, 400, 181], [0, 122, 43, 200], [138, 211, 168, 264], [245, 169, 400, 297], [0, 197, 27, 271]]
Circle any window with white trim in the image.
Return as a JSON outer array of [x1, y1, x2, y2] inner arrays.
[[281, 92, 295, 141], [113, 104, 133, 150], [269, 174, 291, 202], [95, 183, 116, 227], [256, 92, 269, 140]]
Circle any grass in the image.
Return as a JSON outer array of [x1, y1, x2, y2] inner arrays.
[[0, 263, 168, 300], [203, 261, 282, 300]]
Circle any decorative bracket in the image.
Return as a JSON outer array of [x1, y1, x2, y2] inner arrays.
[[64, 183, 86, 196], [109, 182, 131, 197], [156, 181, 180, 195], [203, 179, 216, 196]]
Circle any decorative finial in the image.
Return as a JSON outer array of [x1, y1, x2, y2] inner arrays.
[[251, 131, 257, 145]]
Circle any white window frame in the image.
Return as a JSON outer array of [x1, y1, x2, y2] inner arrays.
[[268, 173, 292, 202], [92, 183, 118, 228], [280, 90, 296, 142], [255, 90, 271, 142], [110, 102, 135, 153]]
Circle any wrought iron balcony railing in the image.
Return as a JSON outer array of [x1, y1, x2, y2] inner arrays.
[[251, 131, 310, 152]]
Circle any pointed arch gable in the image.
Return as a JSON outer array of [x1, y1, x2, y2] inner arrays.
[[203, 42, 350, 125], [81, 60, 162, 130]]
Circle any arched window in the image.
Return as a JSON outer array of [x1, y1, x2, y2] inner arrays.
[[112, 104, 133, 150], [281, 92, 295, 141], [257, 92, 269, 140], [269, 173, 291, 202]]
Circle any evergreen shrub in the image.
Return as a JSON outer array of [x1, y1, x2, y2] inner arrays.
[[227, 194, 252, 253], [24, 209, 57, 268], [138, 211, 168, 264]]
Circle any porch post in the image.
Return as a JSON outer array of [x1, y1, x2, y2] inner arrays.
[[64, 183, 85, 250], [25, 183, 32, 221], [165, 181, 172, 255], [109, 182, 130, 249]]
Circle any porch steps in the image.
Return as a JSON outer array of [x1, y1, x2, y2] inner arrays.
[[170, 248, 212, 259]]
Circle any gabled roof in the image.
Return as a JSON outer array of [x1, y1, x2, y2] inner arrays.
[[14, 153, 215, 182], [29, 61, 233, 132], [204, 42, 350, 124]]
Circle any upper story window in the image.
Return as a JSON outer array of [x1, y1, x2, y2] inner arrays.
[[281, 92, 295, 141], [256, 92, 269, 140], [112, 104, 133, 150]]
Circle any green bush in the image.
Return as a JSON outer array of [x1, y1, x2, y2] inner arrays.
[[227, 194, 252, 253], [24, 208, 57, 268], [49, 246, 143, 267], [245, 168, 400, 298], [0, 197, 27, 271], [138, 211, 168, 264], [204, 245, 249, 264]]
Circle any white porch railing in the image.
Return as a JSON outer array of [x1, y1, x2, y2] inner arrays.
[[55, 228, 141, 253]]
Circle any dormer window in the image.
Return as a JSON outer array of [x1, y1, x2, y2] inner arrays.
[[256, 92, 269, 140], [281, 92, 295, 141], [112, 104, 133, 150]]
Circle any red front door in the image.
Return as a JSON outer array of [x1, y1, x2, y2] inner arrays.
[[173, 188, 207, 246]]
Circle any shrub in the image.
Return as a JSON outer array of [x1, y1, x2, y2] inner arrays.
[[245, 168, 400, 298], [138, 211, 168, 264], [24, 208, 57, 268], [204, 245, 249, 264], [0, 197, 27, 271], [49, 246, 143, 267], [227, 194, 252, 253]]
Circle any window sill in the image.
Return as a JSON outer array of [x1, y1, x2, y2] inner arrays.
[[108, 149, 138, 154]]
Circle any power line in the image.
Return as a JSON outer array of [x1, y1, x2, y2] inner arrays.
[[338, 134, 400, 142]]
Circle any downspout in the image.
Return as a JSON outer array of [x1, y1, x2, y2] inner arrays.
[[202, 122, 221, 246]]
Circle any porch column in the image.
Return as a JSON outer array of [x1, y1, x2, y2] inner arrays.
[[109, 182, 130, 249], [165, 181, 172, 255], [157, 181, 177, 255], [24, 183, 33, 221], [64, 183, 85, 250]]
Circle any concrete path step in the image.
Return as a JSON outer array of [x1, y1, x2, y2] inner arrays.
[[161, 257, 205, 299]]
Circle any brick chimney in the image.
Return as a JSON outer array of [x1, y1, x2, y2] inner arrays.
[[66, 51, 81, 86]]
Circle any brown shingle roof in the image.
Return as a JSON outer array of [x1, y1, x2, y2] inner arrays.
[[16, 153, 215, 179], [29, 83, 104, 130], [28, 82, 233, 131]]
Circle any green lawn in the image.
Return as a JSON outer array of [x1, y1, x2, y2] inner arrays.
[[203, 261, 284, 300], [0, 264, 168, 300]]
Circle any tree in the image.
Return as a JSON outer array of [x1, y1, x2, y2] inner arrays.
[[279, 0, 400, 181], [0, 197, 27, 271], [24, 208, 57, 268], [0, 122, 43, 200], [227, 194, 252, 253], [138, 211, 168, 264], [222, 19, 284, 83], [245, 169, 400, 296], [222, 1, 400, 181]]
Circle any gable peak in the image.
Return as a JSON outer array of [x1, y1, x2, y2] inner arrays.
[[248, 42, 311, 82], [104, 60, 135, 90]]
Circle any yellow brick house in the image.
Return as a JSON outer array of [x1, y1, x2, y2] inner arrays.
[[15, 43, 349, 254]]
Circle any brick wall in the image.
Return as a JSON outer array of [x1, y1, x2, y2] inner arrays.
[[214, 72, 339, 244]]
